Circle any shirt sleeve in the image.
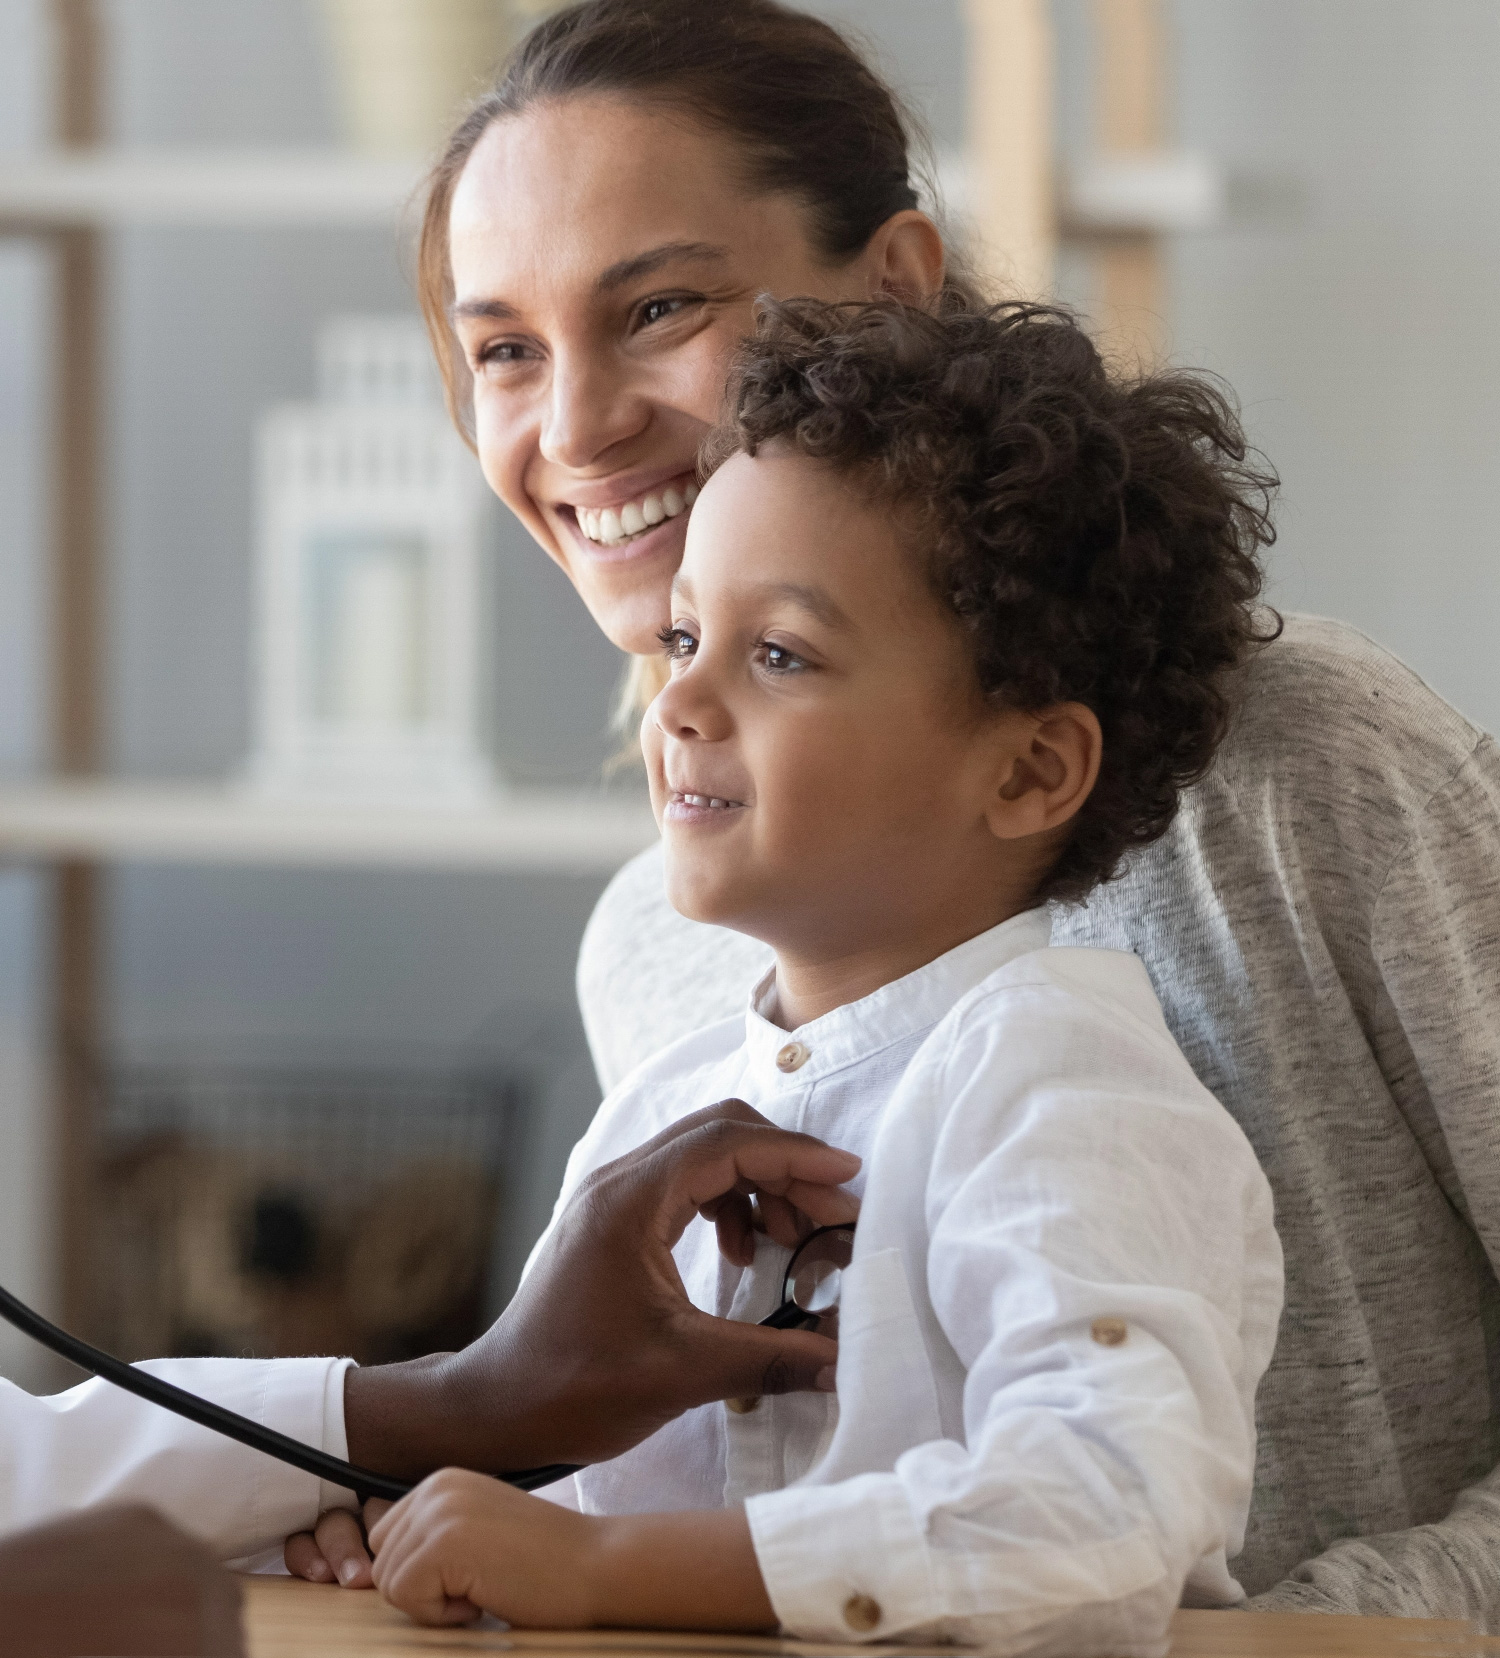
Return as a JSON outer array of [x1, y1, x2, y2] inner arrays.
[[746, 984, 1282, 1655], [0, 1355, 356, 1560], [1250, 736, 1500, 1626]]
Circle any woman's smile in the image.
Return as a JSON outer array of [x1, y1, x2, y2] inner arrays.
[[554, 469, 701, 563]]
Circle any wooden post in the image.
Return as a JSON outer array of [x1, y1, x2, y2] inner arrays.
[[963, 0, 1055, 299], [1091, 0, 1168, 369], [50, 0, 105, 1341]]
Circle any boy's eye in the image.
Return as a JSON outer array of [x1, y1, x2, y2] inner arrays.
[[759, 641, 809, 675], [657, 624, 698, 661]]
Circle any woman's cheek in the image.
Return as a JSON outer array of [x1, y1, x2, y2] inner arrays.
[[473, 400, 537, 525]]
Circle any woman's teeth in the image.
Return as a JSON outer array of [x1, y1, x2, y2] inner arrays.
[[679, 793, 739, 810], [576, 482, 699, 547]]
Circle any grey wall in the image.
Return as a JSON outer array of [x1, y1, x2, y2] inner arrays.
[[1054, 0, 1500, 733]]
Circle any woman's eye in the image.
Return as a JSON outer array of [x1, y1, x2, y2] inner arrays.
[[475, 340, 533, 369], [637, 296, 695, 329], [657, 625, 698, 661]]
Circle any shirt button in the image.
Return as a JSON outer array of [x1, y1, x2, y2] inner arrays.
[[1091, 1316, 1129, 1347], [776, 1041, 810, 1073], [842, 1594, 881, 1632], [725, 1395, 760, 1414]]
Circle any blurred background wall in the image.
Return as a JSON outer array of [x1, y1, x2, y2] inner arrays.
[[1, 0, 1497, 1386]]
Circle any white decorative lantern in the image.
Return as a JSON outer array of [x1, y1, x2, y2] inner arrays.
[[245, 317, 496, 802]]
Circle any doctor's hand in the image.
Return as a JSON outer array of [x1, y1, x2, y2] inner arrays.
[[286, 1101, 858, 1585]]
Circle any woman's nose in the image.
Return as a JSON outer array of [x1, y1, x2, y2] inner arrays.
[[540, 347, 649, 470]]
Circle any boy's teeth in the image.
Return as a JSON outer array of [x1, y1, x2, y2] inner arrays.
[[576, 481, 697, 547]]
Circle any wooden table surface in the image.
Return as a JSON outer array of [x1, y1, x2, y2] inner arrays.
[[242, 1577, 1500, 1658]]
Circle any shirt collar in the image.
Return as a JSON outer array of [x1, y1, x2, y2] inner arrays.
[[742, 907, 1052, 1087]]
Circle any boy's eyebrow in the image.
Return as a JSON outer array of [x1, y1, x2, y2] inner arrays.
[[757, 581, 854, 632], [450, 243, 732, 321]]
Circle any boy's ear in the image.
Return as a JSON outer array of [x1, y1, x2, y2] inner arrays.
[[983, 703, 1103, 842]]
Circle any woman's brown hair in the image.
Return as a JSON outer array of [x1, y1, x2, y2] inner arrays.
[[417, 0, 948, 444]]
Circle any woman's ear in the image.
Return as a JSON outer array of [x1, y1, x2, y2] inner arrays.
[[984, 703, 1103, 842], [863, 210, 946, 304]]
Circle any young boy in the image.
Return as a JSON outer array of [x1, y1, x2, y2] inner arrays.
[[366, 298, 1285, 1655]]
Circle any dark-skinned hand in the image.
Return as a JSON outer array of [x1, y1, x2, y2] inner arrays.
[[0, 1504, 243, 1657], [285, 1099, 860, 1589]]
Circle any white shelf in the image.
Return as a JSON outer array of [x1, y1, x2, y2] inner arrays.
[[1060, 153, 1226, 234], [0, 149, 427, 228], [0, 781, 658, 874]]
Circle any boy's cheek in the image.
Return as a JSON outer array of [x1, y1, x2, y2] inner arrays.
[[640, 720, 670, 825]]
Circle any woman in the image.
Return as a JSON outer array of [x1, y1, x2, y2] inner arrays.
[[316, 0, 1500, 1626]]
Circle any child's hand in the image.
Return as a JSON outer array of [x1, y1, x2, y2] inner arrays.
[[370, 1470, 775, 1632], [283, 1498, 391, 1588], [368, 1470, 599, 1627]]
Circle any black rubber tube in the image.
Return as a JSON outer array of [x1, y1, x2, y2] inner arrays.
[[0, 1281, 577, 1503]]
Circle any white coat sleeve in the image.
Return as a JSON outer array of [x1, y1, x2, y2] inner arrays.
[[0, 1355, 357, 1560], [745, 981, 1283, 1657]]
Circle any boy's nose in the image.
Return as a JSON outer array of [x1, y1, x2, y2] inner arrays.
[[650, 665, 732, 744]]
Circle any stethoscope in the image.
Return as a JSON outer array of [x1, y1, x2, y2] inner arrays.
[[0, 1224, 855, 1504]]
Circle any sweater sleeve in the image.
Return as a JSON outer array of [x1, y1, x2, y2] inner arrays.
[[1251, 735, 1500, 1628]]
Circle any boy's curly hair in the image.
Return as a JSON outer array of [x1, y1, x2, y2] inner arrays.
[[703, 295, 1281, 902]]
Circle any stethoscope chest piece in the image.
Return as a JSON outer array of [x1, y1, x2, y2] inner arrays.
[[759, 1223, 855, 1340]]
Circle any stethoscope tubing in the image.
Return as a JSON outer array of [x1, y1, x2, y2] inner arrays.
[[0, 1281, 576, 1504]]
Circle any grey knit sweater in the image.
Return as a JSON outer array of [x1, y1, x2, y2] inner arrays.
[[576, 615, 1500, 1629]]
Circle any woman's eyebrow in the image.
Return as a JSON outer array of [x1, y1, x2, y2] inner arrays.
[[596, 241, 732, 293], [449, 244, 730, 323], [450, 296, 519, 322]]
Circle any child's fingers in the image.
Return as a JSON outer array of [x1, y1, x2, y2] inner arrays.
[[282, 1529, 334, 1583], [314, 1509, 373, 1588], [372, 1534, 481, 1627]]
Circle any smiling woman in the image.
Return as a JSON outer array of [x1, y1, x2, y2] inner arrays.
[[414, 0, 948, 659]]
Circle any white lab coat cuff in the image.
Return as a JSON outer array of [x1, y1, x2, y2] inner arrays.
[[746, 1473, 937, 1642]]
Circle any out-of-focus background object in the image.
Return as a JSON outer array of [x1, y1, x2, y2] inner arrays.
[[1, 0, 1498, 1388], [315, 0, 509, 156], [99, 1061, 511, 1363], [247, 315, 495, 803]]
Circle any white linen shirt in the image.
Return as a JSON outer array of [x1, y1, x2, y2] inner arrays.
[[539, 909, 1283, 1655], [0, 1355, 356, 1561]]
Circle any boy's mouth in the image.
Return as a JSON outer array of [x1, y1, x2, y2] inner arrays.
[[664, 790, 747, 823], [567, 475, 700, 549], [671, 791, 744, 810]]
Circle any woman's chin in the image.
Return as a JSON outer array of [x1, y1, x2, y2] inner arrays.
[[549, 518, 686, 651]]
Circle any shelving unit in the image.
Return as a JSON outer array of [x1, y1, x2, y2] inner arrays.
[[0, 147, 425, 227], [0, 781, 657, 874]]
